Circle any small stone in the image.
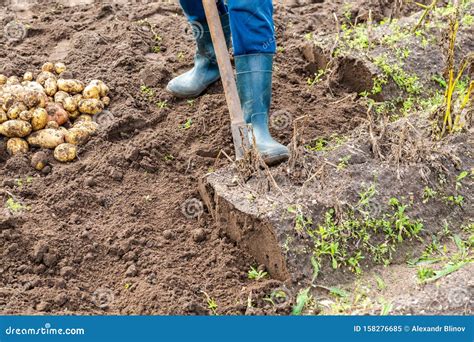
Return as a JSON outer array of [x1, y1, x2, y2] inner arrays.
[[60, 266, 74, 278], [84, 252, 95, 262], [36, 301, 51, 312], [110, 169, 123, 181], [24, 282, 34, 290], [192, 228, 207, 243], [54, 293, 68, 306], [35, 264, 46, 274], [42, 252, 58, 267], [55, 279, 66, 289], [123, 251, 137, 262], [41, 165, 52, 175], [163, 230, 174, 240], [32, 242, 48, 263], [125, 264, 138, 277], [69, 213, 80, 224], [84, 177, 97, 187]]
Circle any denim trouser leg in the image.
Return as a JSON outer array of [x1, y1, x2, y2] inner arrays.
[[227, 0, 275, 55], [178, 0, 276, 56], [178, 0, 228, 22]]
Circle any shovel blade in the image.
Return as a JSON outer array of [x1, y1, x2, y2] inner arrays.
[[231, 123, 251, 160]]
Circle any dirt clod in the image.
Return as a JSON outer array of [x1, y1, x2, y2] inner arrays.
[[191, 228, 207, 243]]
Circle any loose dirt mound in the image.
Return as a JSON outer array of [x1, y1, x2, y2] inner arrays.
[[0, 0, 471, 316]]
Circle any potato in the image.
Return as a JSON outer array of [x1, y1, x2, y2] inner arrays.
[[78, 99, 104, 115], [72, 94, 83, 105], [63, 96, 77, 112], [6, 138, 29, 155], [75, 114, 92, 123], [74, 120, 98, 135], [19, 110, 33, 121], [2, 94, 16, 111], [0, 74, 7, 85], [2, 84, 24, 96], [54, 143, 77, 162], [101, 96, 110, 106], [83, 84, 100, 99], [54, 91, 69, 104], [54, 62, 67, 74], [23, 72, 34, 82], [41, 62, 55, 73], [46, 121, 59, 129], [0, 120, 32, 138], [69, 110, 80, 120], [6, 76, 20, 85], [37, 92, 48, 108], [7, 102, 28, 119], [31, 108, 49, 131], [0, 109, 7, 124], [23, 81, 45, 93], [46, 103, 69, 125], [31, 151, 48, 171], [64, 127, 90, 145], [90, 80, 109, 97], [58, 126, 68, 134], [27, 129, 64, 149], [57, 79, 84, 94], [36, 71, 56, 85], [21, 90, 38, 108], [44, 78, 58, 96]]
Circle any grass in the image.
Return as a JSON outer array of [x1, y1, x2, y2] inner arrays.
[[292, 288, 311, 315], [248, 266, 268, 281], [304, 134, 345, 153], [410, 223, 473, 285], [329, 1, 473, 128], [290, 186, 424, 277], [181, 118, 193, 130], [307, 69, 326, 86], [140, 85, 155, 98], [202, 291, 218, 315], [5, 197, 26, 213], [288, 205, 313, 235], [156, 100, 168, 109]]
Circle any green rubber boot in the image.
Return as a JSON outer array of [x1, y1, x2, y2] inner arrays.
[[166, 14, 231, 98], [235, 54, 290, 166]]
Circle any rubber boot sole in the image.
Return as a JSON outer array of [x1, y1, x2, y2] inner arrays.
[[262, 151, 290, 166]]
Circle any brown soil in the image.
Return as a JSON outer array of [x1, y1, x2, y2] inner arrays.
[[0, 0, 464, 315]]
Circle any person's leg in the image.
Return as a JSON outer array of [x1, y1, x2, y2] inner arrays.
[[167, 0, 230, 98], [179, 0, 227, 23], [229, 0, 289, 165], [227, 0, 276, 56]]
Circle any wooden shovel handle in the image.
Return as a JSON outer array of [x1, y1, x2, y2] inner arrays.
[[202, 0, 245, 125]]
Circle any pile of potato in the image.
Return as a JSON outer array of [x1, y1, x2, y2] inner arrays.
[[0, 62, 110, 168]]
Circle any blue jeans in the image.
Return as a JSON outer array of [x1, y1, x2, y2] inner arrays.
[[178, 0, 275, 56]]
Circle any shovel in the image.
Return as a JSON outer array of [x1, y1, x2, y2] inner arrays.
[[202, 0, 250, 160]]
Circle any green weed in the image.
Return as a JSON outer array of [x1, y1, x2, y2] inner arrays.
[[248, 266, 268, 281]]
